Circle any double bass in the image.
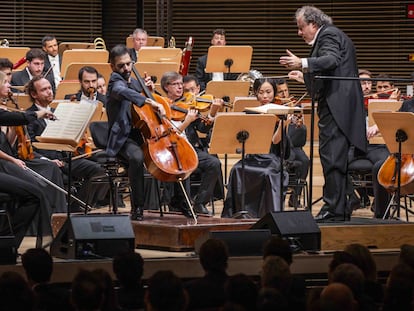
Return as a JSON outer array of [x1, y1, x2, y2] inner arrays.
[[130, 65, 198, 182]]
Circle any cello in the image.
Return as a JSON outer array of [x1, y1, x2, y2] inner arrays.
[[378, 154, 414, 195], [130, 65, 199, 183]]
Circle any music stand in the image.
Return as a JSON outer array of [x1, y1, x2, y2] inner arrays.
[[205, 81, 250, 183], [372, 111, 414, 220], [232, 97, 260, 112], [209, 113, 277, 218], [205, 46, 253, 74], [205, 81, 251, 104], [367, 99, 402, 144]]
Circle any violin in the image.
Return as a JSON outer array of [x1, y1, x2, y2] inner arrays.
[[7, 92, 35, 160], [169, 100, 212, 125], [179, 92, 233, 111], [378, 154, 414, 195], [364, 88, 400, 110]]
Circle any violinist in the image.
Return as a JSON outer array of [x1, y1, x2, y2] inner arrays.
[[64, 66, 107, 106], [0, 70, 65, 247], [161, 72, 223, 215], [41, 34, 62, 88], [276, 79, 309, 209], [26, 76, 108, 213], [106, 44, 166, 221], [222, 78, 289, 218], [351, 71, 393, 218]]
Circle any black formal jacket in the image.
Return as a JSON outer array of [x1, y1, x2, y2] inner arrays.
[[399, 98, 414, 112], [105, 72, 147, 156], [303, 24, 366, 153], [195, 54, 239, 91], [129, 48, 138, 63], [64, 90, 107, 106], [26, 104, 63, 160], [11, 68, 56, 93]]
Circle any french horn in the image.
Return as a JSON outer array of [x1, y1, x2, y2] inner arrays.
[[237, 69, 263, 95], [94, 37, 106, 50]]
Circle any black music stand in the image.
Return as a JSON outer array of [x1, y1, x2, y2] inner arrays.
[[205, 46, 253, 74], [209, 113, 277, 218], [372, 111, 414, 221]]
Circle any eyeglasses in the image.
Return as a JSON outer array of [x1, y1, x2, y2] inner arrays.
[[116, 62, 133, 69]]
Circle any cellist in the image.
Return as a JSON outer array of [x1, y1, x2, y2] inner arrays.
[[106, 44, 166, 221]]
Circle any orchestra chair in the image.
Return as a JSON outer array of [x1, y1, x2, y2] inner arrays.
[[285, 160, 308, 210], [126, 36, 165, 48], [54, 80, 79, 100], [0, 47, 30, 68], [5, 94, 32, 110], [58, 42, 95, 56], [60, 49, 109, 80], [63, 62, 112, 82], [89, 121, 163, 215], [347, 157, 373, 210]]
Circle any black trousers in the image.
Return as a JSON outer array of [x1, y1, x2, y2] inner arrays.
[[318, 103, 350, 215], [193, 149, 223, 205], [117, 138, 145, 209], [0, 172, 40, 248]]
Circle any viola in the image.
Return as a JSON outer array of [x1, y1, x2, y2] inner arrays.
[[130, 65, 198, 182], [378, 154, 414, 195]]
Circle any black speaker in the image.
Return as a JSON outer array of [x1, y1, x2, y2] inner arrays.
[[0, 236, 17, 264], [251, 210, 321, 251], [50, 214, 135, 259], [195, 229, 271, 256]]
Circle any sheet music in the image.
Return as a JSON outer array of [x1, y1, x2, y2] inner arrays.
[[244, 103, 302, 115], [39, 101, 96, 144]]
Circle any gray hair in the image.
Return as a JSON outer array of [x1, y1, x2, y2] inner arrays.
[[160, 71, 182, 93], [295, 6, 332, 27], [132, 28, 147, 37]]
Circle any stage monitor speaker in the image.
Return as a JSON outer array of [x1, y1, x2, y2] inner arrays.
[[0, 236, 17, 264], [251, 210, 321, 251], [195, 229, 271, 256], [50, 214, 135, 259]]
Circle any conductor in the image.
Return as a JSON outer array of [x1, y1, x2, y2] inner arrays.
[[280, 6, 366, 222]]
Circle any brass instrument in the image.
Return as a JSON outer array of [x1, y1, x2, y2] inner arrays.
[[0, 39, 9, 48], [168, 36, 176, 48], [94, 37, 106, 50], [237, 70, 263, 95]]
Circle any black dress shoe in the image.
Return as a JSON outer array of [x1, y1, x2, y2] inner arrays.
[[131, 207, 144, 221], [193, 203, 210, 215], [314, 210, 349, 222]]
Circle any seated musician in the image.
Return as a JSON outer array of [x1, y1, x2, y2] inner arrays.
[[160, 71, 223, 215], [0, 71, 65, 246], [195, 28, 239, 91], [275, 79, 309, 208], [97, 73, 107, 96], [26, 76, 108, 212], [64, 66, 107, 106], [222, 78, 290, 218], [11, 48, 55, 94], [129, 28, 148, 63], [358, 73, 399, 218], [105, 44, 165, 221]]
